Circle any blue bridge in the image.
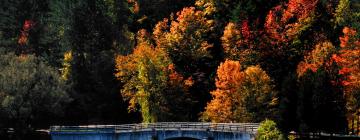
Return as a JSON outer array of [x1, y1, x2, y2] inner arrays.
[[50, 122, 259, 140]]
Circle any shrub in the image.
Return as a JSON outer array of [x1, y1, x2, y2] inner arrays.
[[256, 119, 284, 140]]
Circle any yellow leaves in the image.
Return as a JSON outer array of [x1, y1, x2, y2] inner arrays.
[[195, 0, 216, 15], [170, 7, 213, 36], [242, 65, 275, 104], [310, 42, 336, 63], [63, 51, 72, 62], [285, 15, 315, 39], [244, 65, 271, 86], [61, 51, 73, 81], [128, 97, 137, 112], [115, 41, 170, 122], [153, 6, 214, 61], [334, 0, 351, 26], [221, 22, 241, 53]]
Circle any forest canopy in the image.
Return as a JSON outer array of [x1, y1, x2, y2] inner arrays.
[[0, 0, 360, 138]]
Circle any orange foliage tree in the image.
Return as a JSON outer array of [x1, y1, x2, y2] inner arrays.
[[202, 60, 278, 123]]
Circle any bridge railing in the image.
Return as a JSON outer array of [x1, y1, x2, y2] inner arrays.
[[50, 122, 259, 134]]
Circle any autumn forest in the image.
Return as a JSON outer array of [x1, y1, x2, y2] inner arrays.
[[0, 0, 359, 139]]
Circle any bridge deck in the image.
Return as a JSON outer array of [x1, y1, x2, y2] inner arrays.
[[50, 122, 259, 134]]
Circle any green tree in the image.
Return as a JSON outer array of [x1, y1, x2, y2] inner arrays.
[[0, 0, 22, 50], [334, 0, 360, 30], [0, 52, 70, 139], [256, 119, 284, 140], [62, 0, 131, 124]]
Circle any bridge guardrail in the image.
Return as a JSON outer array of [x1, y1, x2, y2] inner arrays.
[[50, 122, 259, 134]]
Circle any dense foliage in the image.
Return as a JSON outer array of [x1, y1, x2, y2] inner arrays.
[[256, 119, 284, 140], [201, 60, 278, 123], [0, 52, 70, 138], [1, 0, 360, 139]]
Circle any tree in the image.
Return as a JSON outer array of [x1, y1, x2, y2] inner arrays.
[[221, 21, 260, 66], [40, 0, 79, 67], [201, 60, 243, 123], [297, 68, 347, 133], [195, 0, 279, 23], [264, 0, 318, 45], [202, 60, 278, 123], [332, 27, 360, 127], [0, 53, 70, 139], [296, 41, 348, 133], [63, 0, 130, 124], [153, 6, 218, 120], [297, 42, 337, 77], [0, 0, 22, 50], [0, 0, 50, 53], [127, 0, 193, 31], [115, 29, 193, 122], [334, 0, 360, 30], [256, 119, 284, 140], [153, 7, 214, 73]]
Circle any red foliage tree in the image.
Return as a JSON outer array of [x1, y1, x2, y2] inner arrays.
[[18, 20, 35, 45], [332, 27, 360, 113]]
